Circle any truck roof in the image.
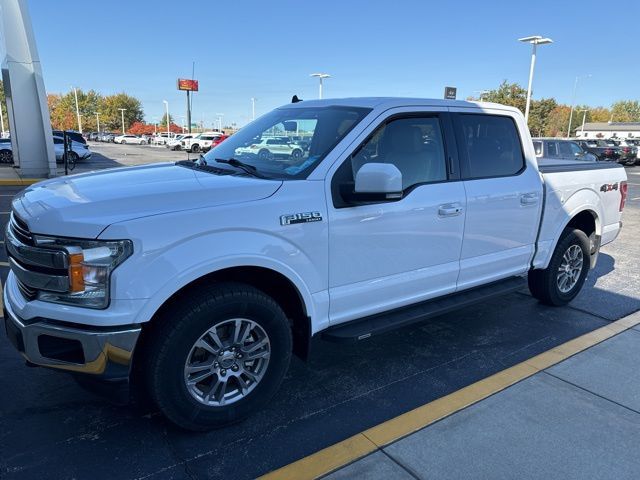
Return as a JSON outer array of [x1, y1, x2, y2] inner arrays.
[[281, 97, 520, 114]]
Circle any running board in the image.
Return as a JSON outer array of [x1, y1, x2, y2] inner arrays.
[[321, 276, 527, 343]]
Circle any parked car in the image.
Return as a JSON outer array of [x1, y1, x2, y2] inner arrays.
[[53, 136, 91, 163], [114, 134, 147, 145], [577, 140, 622, 163], [52, 130, 87, 145], [611, 139, 638, 166], [235, 136, 304, 160], [0, 138, 13, 163], [3, 98, 628, 431], [202, 134, 229, 152], [181, 132, 225, 153], [153, 132, 180, 145], [623, 139, 640, 164], [167, 134, 197, 151], [0, 137, 90, 165], [533, 138, 598, 165]]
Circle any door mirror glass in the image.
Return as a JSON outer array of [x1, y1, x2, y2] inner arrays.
[[354, 162, 403, 197]]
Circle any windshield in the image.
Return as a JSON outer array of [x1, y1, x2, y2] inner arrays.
[[202, 105, 371, 179]]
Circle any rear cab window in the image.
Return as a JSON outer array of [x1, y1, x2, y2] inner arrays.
[[455, 114, 525, 179]]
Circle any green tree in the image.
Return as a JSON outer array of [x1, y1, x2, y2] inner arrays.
[[100, 92, 144, 132], [49, 88, 103, 131], [479, 81, 528, 113], [159, 112, 174, 127], [528, 98, 557, 137], [610, 100, 640, 122], [0, 81, 8, 134]]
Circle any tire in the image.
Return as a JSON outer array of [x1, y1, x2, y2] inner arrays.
[[191, 144, 200, 153], [140, 140, 147, 145], [121, 140, 127, 145], [258, 149, 271, 160], [145, 282, 292, 431], [66, 151, 78, 170], [528, 228, 590, 306], [291, 148, 303, 159]]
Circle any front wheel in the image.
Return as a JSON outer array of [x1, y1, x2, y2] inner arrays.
[[121, 140, 127, 145], [191, 144, 200, 153], [528, 228, 590, 306], [145, 282, 292, 431]]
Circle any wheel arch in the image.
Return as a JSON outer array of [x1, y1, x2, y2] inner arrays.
[[136, 264, 313, 361]]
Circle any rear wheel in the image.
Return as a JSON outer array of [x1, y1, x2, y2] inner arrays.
[[528, 228, 590, 306], [145, 282, 292, 431], [121, 140, 127, 145], [66, 151, 78, 170], [258, 149, 271, 160], [191, 144, 201, 153]]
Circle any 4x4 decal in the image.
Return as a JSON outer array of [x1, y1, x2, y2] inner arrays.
[[600, 183, 619, 193]]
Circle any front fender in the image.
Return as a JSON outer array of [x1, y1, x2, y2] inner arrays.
[[107, 229, 324, 326]]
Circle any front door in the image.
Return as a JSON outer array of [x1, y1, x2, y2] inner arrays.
[[327, 110, 466, 325]]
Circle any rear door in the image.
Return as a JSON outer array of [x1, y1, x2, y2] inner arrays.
[[452, 110, 543, 290]]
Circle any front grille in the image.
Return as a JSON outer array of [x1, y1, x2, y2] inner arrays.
[[8, 212, 38, 300], [10, 213, 33, 245], [16, 280, 37, 301]]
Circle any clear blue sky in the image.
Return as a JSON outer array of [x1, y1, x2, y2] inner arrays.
[[22, 0, 640, 128]]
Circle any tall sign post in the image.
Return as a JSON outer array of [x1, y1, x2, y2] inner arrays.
[[178, 78, 198, 134]]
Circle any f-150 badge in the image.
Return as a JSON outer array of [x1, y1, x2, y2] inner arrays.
[[280, 212, 322, 226]]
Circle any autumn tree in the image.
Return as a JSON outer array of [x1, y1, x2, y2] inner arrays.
[[528, 98, 557, 137], [610, 101, 640, 122]]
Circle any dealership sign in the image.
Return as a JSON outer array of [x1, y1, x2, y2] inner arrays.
[[177, 79, 199, 91]]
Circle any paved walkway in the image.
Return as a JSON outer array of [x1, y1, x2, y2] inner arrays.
[[325, 313, 640, 480]]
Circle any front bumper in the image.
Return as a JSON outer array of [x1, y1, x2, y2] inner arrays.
[[3, 293, 141, 380]]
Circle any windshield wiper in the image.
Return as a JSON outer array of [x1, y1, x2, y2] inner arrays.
[[175, 159, 233, 175], [215, 158, 267, 179]]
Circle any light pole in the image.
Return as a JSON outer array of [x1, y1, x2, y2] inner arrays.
[[310, 73, 331, 99], [216, 113, 224, 132], [567, 74, 592, 138], [251, 97, 256, 121], [578, 109, 588, 137], [474, 90, 490, 101], [163, 100, 170, 135], [118, 108, 127, 134], [72, 86, 82, 133], [518, 36, 553, 123], [94, 112, 100, 133]]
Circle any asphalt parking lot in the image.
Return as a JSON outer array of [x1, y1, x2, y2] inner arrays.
[[0, 166, 639, 480]]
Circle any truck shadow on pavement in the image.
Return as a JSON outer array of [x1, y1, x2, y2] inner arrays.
[[1, 251, 638, 480]]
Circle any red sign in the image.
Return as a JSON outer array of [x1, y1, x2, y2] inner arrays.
[[177, 79, 199, 91]]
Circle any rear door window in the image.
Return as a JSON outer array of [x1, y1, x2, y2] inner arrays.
[[456, 114, 525, 179]]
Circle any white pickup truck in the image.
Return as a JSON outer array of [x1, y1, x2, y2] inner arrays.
[[3, 98, 628, 430]]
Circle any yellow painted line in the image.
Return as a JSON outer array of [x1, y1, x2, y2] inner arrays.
[[0, 179, 41, 186], [260, 312, 640, 480]]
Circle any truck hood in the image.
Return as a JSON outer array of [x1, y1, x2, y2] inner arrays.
[[11, 162, 283, 238]]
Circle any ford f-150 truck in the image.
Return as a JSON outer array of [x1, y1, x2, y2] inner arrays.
[[3, 98, 628, 430]]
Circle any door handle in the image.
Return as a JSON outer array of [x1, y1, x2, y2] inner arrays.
[[520, 193, 539, 206], [438, 203, 463, 217]]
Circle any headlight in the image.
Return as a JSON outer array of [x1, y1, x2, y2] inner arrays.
[[32, 236, 133, 309]]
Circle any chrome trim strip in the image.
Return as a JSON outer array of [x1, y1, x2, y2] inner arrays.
[[5, 223, 68, 270], [8, 257, 70, 293]]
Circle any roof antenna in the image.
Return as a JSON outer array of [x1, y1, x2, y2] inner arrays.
[[291, 95, 302, 103]]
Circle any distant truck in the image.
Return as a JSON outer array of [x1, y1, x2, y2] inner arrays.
[[3, 98, 628, 431]]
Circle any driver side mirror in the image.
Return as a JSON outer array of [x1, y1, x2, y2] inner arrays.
[[351, 163, 403, 201]]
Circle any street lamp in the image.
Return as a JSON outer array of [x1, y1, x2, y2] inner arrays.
[[310, 73, 331, 99], [577, 109, 588, 137], [216, 113, 224, 132], [72, 86, 82, 133], [474, 90, 490, 101], [163, 100, 170, 136], [251, 97, 256, 121], [94, 112, 101, 133], [118, 108, 127, 134], [567, 74, 592, 138], [518, 36, 553, 123]]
